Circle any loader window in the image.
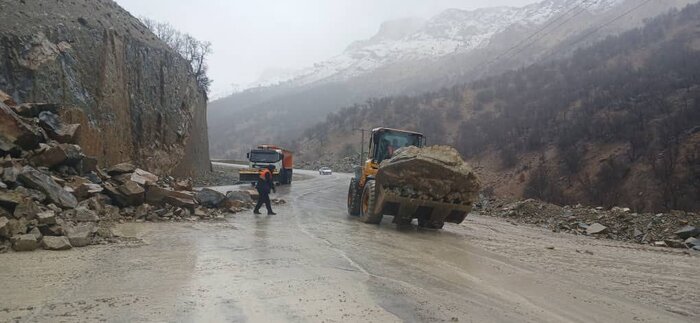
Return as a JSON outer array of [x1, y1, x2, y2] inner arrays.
[[249, 150, 282, 163], [374, 131, 423, 163]]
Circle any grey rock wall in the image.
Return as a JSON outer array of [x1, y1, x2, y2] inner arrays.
[[0, 0, 210, 177]]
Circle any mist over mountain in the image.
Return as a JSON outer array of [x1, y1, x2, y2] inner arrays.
[[296, 2, 700, 212], [208, 0, 696, 160]]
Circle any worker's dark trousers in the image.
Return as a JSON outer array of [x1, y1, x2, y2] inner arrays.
[[254, 189, 273, 214]]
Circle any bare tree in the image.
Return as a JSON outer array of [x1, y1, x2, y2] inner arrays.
[[141, 17, 213, 95]]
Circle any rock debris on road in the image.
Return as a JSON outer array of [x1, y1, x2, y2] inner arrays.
[[0, 171, 698, 322]]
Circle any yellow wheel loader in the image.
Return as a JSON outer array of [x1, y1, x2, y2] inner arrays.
[[347, 128, 480, 229]]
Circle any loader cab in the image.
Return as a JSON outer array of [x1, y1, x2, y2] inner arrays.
[[368, 128, 425, 164]]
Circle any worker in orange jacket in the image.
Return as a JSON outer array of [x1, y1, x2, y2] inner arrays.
[[254, 164, 276, 215]]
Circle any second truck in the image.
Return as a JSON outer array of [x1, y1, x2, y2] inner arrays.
[[239, 145, 294, 185]]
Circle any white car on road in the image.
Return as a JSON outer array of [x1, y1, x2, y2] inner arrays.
[[318, 167, 332, 175]]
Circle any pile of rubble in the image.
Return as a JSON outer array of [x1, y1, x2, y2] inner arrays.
[[476, 197, 700, 250], [0, 95, 265, 253]]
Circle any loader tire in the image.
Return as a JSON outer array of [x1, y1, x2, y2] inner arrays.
[[347, 178, 361, 216], [360, 180, 383, 224]]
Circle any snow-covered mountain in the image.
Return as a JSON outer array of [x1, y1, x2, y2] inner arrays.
[[209, 0, 696, 159], [256, 0, 626, 89]]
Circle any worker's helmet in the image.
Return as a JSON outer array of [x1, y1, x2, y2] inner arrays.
[[267, 164, 276, 170]]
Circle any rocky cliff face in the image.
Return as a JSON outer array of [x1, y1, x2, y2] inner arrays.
[[0, 0, 210, 177]]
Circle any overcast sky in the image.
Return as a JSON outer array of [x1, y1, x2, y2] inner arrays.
[[115, 0, 539, 97]]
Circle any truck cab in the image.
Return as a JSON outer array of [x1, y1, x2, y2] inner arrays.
[[239, 145, 294, 185]]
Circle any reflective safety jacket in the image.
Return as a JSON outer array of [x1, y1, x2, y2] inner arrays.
[[257, 168, 275, 192]]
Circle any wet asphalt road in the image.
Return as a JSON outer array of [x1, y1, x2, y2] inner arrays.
[[0, 167, 698, 322]]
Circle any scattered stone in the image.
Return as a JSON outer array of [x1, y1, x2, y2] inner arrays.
[[74, 207, 99, 222], [102, 204, 120, 220], [130, 168, 159, 185], [77, 156, 98, 174], [14, 186, 47, 202], [65, 223, 96, 247], [674, 226, 699, 239], [96, 227, 113, 239], [37, 111, 80, 143], [145, 185, 196, 209], [0, 189, 25, 208], [13, 198, 40, 219], [664, 240, 685, 249], [2, 165, 20, 183], [0, 102, 43, 152], [11, 234, 39, 251], [586, 223, 608, 235], [134, 204, 150, 219], [41, 236, 72, 250], [684, 237, 700, 248], [103, 183, 128, 207], [40, 224, 64, 236], [118, 181, 145, 206], [107, 162, 136, 175], [29, 144, 82, 168], [0, 216, 10, 238], [173, 178, 193, 191], [18, 166, 77, 208], [653, 241, 667, 247], [28, 227, 42, 240], [37, 210, 56, 225], [6, 217, 29, 236]]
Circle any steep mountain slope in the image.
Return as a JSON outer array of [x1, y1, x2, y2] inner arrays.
[[296, 3, 700, 212], [0, 0, 210, 176], [209, 0, 696, 159]]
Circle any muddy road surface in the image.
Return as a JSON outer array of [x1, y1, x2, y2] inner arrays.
[[1, 170, 698, 322]]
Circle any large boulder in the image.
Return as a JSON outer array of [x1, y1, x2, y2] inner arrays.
[[29, 144, 83, 168], [11, 234, 39, 251], [129, 169, 159, 185], [65, 223, 96, 247], [118, 181, 145, 206], [17, 166, 77, 209], [377, 146, 481, 205], [37, 111, 80, 143], [145, 184, 196, 209], [0, 102, 43, 153], [226, 190, 253, 203], [6, 217, 29, 236], [675, 226, 700, 239], [0, 189, 25, 208], [107, 162, 136, 175], [195, 188, 226, 208], [41, 236, 72, 250], [13, 198, 40, 219]]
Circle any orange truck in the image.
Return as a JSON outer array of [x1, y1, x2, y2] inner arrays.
[[239, 145, 294, 185]]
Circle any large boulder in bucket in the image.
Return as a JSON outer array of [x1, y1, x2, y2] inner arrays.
[[377, 145, 480, 205]]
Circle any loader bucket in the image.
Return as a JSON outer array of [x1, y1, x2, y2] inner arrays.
[[372, 145, 480, 226]]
